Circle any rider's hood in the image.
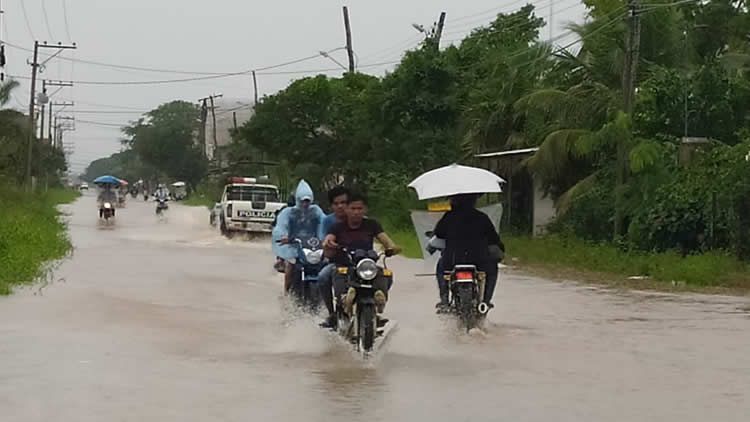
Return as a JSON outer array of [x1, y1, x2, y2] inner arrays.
[[294, 180, 314, 206]]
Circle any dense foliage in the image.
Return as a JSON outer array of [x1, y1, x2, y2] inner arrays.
[[234, 0, 750, 260]]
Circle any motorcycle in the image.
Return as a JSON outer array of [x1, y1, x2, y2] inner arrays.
[[427, 232, 490, 332], [155, 198, 169, 217], [334, 247, 396, 355], [288, 237, 325, 311], [99, 201, 115, 221]]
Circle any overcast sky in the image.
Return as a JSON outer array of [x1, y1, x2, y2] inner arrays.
[[1, 0, 586, 175]]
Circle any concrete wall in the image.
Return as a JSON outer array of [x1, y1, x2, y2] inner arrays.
[[532, 177, 556, 236]]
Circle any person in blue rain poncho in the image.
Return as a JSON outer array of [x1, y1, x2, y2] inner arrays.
[[271, 180, 327, 293]]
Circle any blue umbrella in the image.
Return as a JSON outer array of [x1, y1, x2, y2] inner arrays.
[[93, 175, 121, 185]]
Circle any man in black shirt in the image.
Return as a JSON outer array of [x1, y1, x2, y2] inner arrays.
[[433, 194, 504, 310], [320, 192, 401, 328]]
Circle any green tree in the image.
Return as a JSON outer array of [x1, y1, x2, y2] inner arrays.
[[122, 101, 206, 187]]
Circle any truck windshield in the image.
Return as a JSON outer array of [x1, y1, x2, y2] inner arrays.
[[227, 186, 279, 202]]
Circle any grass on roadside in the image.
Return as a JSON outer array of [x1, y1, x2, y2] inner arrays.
[[388, 228, 422, 259], [182, 194, 216, 209], [0, 187, 80, 295], [506, 234, 750, 290]]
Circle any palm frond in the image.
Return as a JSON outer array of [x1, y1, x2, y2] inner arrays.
[[527, 128, 590, 181], [555, 170, 602, 215], [629, 138, 665, 173], [0, 79, 21, 107]]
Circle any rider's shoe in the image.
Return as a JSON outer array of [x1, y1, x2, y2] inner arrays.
[[377, 316, 389, 328], [374, 290, 386, 314], [435, 302, 451, 314], [319, 314, 337, 330], [343, 287, 356, 315]]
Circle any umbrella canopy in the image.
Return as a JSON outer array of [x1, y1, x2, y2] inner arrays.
[[408, 164, 505, 200], [172, 181, 186, 187], [119, 179, 129, 186], [93, 175, 121, 185]]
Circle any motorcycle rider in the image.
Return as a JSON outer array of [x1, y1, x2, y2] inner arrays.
[[155, 184, 170, 201], [97, 184, 117, 218], [432, 193, 504, 312], [272, 180, 327, 293], [321, 191, 401, 328], [316, 186, 350, 327]]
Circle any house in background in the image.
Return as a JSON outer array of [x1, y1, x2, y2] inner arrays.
[[475, 148, 556, 236], [203, 98, 254, 164]]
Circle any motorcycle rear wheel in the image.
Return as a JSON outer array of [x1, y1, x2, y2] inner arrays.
[[455, 285, 477, 332]]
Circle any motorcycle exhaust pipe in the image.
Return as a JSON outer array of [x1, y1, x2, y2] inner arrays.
[[477, 302, 490, 315]]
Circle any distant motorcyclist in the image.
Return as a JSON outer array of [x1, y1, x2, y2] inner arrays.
[[272, 180, 327, 293], [97, 185, 117, 218], [321, 191, 401, 328], [155, 184, 170, 201], [432, 194, 504, 311]]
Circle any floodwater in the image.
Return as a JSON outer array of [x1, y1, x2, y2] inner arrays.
[[1, 194, 750, 421]]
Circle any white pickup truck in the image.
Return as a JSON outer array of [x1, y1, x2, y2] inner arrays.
[[219, 177, 285, 235]]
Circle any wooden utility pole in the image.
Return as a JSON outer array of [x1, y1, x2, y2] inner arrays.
[[25, 41, 76, 188], [343, 6, 355, 72], [50, 100, 73, 146], [435, 12, 446, 49], [209, 95, 221, 155], [615, 0, 641, 239], [252, 71, 258, 105], [26, 41, 40, 187], [39, 81, 47, 143]]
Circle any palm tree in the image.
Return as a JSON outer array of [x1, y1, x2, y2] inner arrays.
[[0, 79, 20, 108]]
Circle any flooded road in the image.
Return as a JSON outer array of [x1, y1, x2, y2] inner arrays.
[[2, 194, 750, 421]]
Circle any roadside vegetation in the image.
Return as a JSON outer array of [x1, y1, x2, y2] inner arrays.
[[0, 187, 80, 295], [81, 1, 750, 291]]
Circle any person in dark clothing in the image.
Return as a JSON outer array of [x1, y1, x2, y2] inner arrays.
[[433, 193, 504, 310], [319, 192, 401, 328]]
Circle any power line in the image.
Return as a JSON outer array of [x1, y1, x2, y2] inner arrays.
[[41, 0, 54, 40], [4, 41, 347, 76], [61, 0, 72, 41], [19, 0, 36, 40], [443, 0, 580, 37]]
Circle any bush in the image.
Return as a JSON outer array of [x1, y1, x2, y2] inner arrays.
[[506, 234, 746, 287], [0, 187, 79, 294]]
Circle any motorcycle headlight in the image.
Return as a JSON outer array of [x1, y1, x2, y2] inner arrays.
[[356, 258, 378, 281], [303, 248, 323, 265], [104, 202, 112, 209]]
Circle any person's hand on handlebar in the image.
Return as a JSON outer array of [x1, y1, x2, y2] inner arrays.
[[322, 237, 338, 249], [385, 246, 402, 257], [279, 236, 289, 245]]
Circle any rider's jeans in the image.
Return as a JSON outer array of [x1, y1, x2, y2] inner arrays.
[[436, 256, 498, 304], [317, 262, 335, 292]]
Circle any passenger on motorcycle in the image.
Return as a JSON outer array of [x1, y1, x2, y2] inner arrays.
[[272, 194, 297, 273], [316, 186, 351, 327], [433, 193, 504, 312], [272, 180, 326, 293], [320, 191, 401, 328]]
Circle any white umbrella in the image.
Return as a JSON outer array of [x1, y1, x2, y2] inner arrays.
[[408, 164, 505, 200]]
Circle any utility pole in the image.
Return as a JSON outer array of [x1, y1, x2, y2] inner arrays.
[[198, 94, 222, 160], [343, 6, 355, 72], [26, 41, 76, 188], [0, 0, 5, 81], [615, 0, 641, 239], [50, 101, 73, 148], [199, 99, 208, 157], [252, 71, 258, 106], [40, 81, 47, 143], [435, 12, 446, 49]]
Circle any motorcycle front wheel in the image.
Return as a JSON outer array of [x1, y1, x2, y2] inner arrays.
[[358, 303, 376, 352]]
